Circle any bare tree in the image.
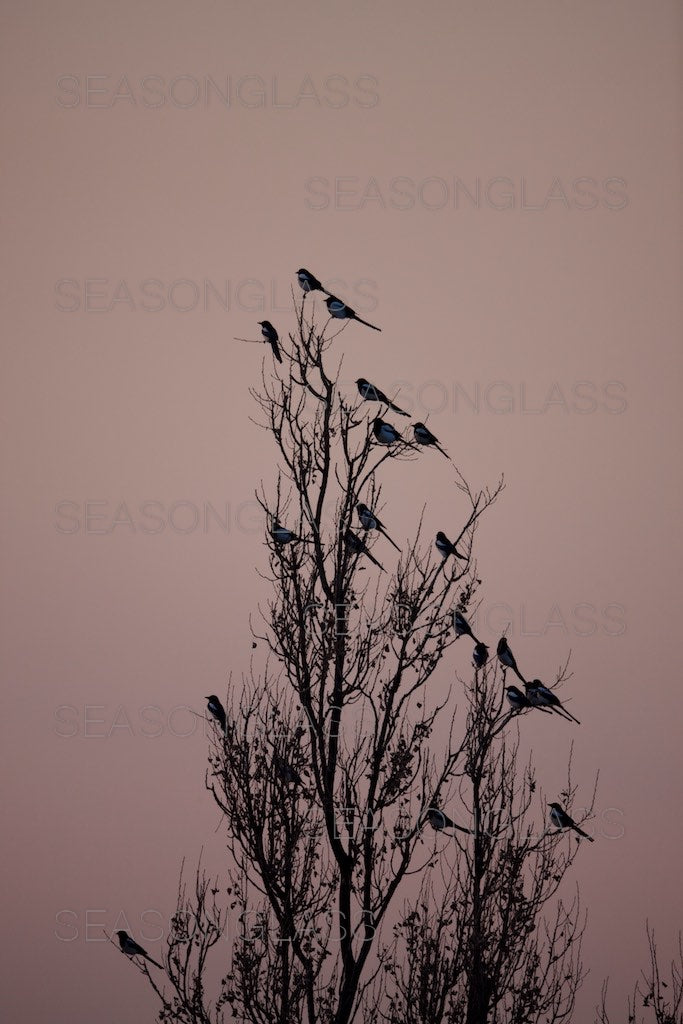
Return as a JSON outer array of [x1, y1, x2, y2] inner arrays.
[[120, 286, 596, 1024], [597, 926, 683, 1024]]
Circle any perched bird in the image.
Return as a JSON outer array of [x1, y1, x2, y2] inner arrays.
[[356, 378, 409, 416], [424, 807, 456, 831], [270, 522, 305, 546], [345, 529, 385, 572], [116, 931, 163, 969], [548, 802, 594, 842], [258, 320, 282, 363], [525, 680, 580, 724], [435, 531, 464, 561], [454, 609, 477, 641], [505, 685, 531, 712], [297, 268, 329, 295], [472, 642, 490, 669], [205, 695, 226, 734], [412, 422, 449, 459], [357, 502, 401, 553], [496, 637, 527, 685], [274, 753, 304, 787], [325, 295, 381, 331], [372, 417, 408, 447]]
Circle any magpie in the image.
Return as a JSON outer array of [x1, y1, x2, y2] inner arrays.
[[424, 807, 455, 831], [205, 695, 226, 734], [548, 802, 594, 842], [496, 637, 527, 684], [274, 753, 304, 787], [325, 295, 381, 331], [472, 642, 490, 668], [345, 529, 385, 571], [372, 417, 409, 447], [270, 522, 307, 546], [116, 930, 163, 969], [357, 502, 401, 553], [525, 680, 580, 724], [297, 268, 330, 295], [435, 531, 464, 561], [356, 378, 409, 417], [454, 609, 478, 642], [505, 685, 531, 712], [423, 807, 472, 834], [258, 321, 282, 363], [412, 422, 449, 459]]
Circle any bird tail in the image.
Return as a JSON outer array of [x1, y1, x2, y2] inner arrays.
[[389, 402, 410, 417], [380, 527, 402, 553], [561, 707, 581, 725], [436, 443, 450, 459], [513, 667, 528, 686], [146, 954, 164, 969], [356, 316, 381, 331], [575, 825, 594, 842], [368, 551, 386, 572]]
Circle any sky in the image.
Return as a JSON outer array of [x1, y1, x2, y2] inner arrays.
[[1, 1, 681, 1021]]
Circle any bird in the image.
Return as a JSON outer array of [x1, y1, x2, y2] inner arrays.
[[205, 695, 226, 733], [357, 502, 401, 553], [325, 295, 381, 331], [472, 642, 489, 668], [257, 320, 282, 363], [548, 802, 594, 842], [274, 753, 304, 787], [412, 422, 449, 459], [297, 268, 330, 295], [435, 531, 464, 561], [356, 378, 409, 416], [454, 609, 478, 641], [270, 522, 306, 546], [525, 680, 580, 724], [496, 637, 527, 684], [372, 417, 409, 447], [505, 685, 531, 712], [345, 529, 385, 571], [116, 931, 163, 969], [424, 807, 456, 831]]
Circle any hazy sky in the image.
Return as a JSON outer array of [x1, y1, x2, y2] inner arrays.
[[1, 1, 681, 1021]]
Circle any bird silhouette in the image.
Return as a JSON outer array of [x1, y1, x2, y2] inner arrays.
[[548, 802, 594, 841], [325, 295, 381, 331]]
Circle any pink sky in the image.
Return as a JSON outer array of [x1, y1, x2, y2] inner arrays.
[[1, 1, 681, 1020]]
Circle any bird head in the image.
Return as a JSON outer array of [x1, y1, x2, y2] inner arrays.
[[206, 695, 219, 703], [356, 502, 368, 513], [356, 377, 367, 386], [297, 268, 310, 276], [116, 930, 127, 940], [497, 637, 508, 653], [413, 421, 426, 430], [436, 531, 448, 543]]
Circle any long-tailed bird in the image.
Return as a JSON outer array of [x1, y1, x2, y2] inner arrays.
[[496, 637, 527, 684], [454, 609, 478, 642], [116, 930, 163, 969], [505, 685, 531, 712], [270, 522, 306, 546], [549, 802, 594, 842], [345, 529, 385, 571], [357, 502, 401, 553], [472, 642, 489, 668], [297, 268, 330, 295], [423, 807, 472, 834], [435, 531, 464, 560], [258, 321, 282, 363], [205, 695, 226, 733], [525, 680, 580, 724], [372, 417, 409, 447], [413, 422, 449, 458], [274, 753, 304, 787], [356, 378, 409, 416], [325, 295, 380, 331]]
